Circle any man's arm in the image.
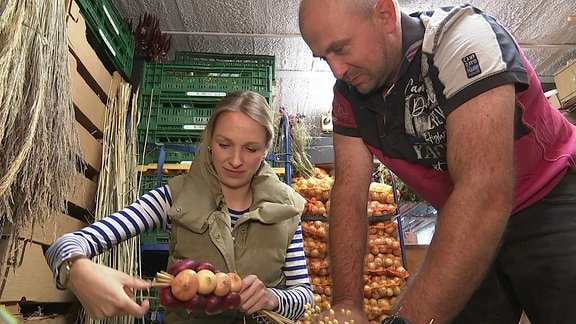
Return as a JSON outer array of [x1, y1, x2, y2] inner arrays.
[[396, 84, 516, 323], [329, 133, 374, 315]]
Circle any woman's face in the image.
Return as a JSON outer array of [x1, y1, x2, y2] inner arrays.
[[209, 110, 268, 191]]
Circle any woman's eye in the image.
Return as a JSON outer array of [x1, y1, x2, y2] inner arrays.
[[245, 147, 257, 153], [218, 143, 230, 148]]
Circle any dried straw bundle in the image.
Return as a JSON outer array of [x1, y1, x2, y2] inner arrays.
[[0, 0, 79, 273], [83, 81, 139, 324]]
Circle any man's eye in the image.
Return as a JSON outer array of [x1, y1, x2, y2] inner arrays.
[[333, 46, 344, 54]]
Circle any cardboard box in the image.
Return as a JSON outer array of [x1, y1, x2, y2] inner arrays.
[[554, 58, 576, 108], [561, 108, 576, 124], [405, 244, 428, 272], [1, 302, 79, 324], [403, 231, 419, 245], [0, 241, 76, 303], [5, 213, 88, 246], [0, 213, 87, 303], [69, 52, 105, 136], [545, 89, 562, 109]]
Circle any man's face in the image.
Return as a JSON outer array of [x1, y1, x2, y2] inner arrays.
[[299, 0, 396, 94]]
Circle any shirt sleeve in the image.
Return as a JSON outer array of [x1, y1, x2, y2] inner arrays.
[[332, 83, 363, 138], [420, 5, 528, 115], [45, 185, 173, 289], [268, 221, 314, 320]]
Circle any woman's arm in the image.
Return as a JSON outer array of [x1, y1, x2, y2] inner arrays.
[[269, 221, 315, 320], [45, 185, 173, 288], [43, 185, 174, 319]]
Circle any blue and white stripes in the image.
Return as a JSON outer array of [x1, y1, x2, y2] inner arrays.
[[271, 224, 313, 319]]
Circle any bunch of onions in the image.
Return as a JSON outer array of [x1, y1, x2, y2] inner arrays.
[[152, 259, 242, 313]]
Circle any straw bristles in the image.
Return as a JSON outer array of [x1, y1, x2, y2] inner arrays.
[[0, 0, 79, 280], [255, 310, 297, 324], [83, 81, 140, 324]]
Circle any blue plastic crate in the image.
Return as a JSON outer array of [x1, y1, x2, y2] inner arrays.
[[140, 243, 169, 279], [144, 309, 164, 324]]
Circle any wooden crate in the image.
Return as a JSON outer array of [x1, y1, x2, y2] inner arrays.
[[65, 0, 125, 218], [554, 58, 576, 108]]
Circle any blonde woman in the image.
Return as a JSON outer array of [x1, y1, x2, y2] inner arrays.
[[45, 91, 313, 323]]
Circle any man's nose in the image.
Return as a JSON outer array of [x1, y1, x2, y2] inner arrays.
[[327, 57, 348, 80]]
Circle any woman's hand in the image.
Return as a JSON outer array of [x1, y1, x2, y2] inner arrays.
[[238, 274, 279, 314], [66, 258, 151, 319]]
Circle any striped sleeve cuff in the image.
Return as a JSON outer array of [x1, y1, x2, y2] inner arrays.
[[269, 284, 314, 320]]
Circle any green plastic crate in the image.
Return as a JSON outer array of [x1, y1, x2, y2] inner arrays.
[[140, 228, 170, 244], [139, 143, 198, 165], [138, 128, 203, 145], [146, 286, 165, 312], [75, 0, 135, 79], [141, 62, 272, 99], [138, 94, 219, 138], [138, 174, 172, 196], [174, 51, 276, 79]]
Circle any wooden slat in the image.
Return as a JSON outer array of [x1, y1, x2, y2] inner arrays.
[[138, 163, 191, 175], [66, 1, 113, 101], [67, 172, 97, 213], [69, 53, 105, 137], [75, 121, 102, 173]]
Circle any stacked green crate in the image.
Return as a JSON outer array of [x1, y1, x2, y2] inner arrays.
[[139, 144, 197, 166], [137, 53, 275, 164], [138, 174, 172, 196], [75, 0, 135, 80], [174, 51, 276, 77], [173, 51, 275, 100]]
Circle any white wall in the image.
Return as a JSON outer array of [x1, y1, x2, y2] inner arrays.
[[273, 70, 336, 117]]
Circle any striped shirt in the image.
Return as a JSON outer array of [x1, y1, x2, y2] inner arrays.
[[45, 185, 313, 320]]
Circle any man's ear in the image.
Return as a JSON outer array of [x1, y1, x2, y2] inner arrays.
[[373, 0, 398, 33]]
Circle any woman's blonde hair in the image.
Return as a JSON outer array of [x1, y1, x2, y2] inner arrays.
[[195, 91, 274, 180]]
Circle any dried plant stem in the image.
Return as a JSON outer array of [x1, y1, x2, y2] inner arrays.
[[83, 80, 139, 324], [256, 310, 296, 324], [0, 0, 79, 287]]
